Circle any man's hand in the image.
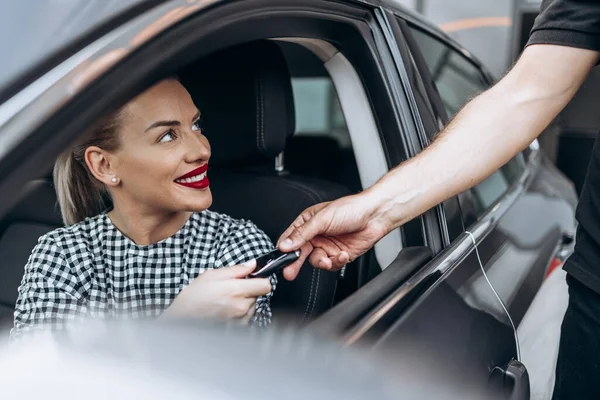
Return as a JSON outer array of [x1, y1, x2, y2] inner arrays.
[[278, 192, 392, 280]]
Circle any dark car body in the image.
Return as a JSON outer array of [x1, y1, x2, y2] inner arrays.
[[0, 0, 577, 398]]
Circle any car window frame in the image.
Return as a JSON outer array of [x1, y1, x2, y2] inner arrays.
[[399, 20, 489, 234], [395, 16, 530, 238], [374, 8, 447, 254], [310, 4, 544, 351]]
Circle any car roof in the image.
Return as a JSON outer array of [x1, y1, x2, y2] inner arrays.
[[0, 0, 159, 102], [0, 0, 475, 103]]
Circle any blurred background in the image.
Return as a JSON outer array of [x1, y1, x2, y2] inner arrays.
[[396, 0, 600, 198], [394, 0, 513, 77]]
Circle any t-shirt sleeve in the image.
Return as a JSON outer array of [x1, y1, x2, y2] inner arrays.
[[10, 235, 87, 341], [215, 220, 276, 327], [527, 0, 600, 51]]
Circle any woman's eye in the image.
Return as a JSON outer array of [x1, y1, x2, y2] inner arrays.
[[192, 119, 202, 132], [159, 129, 177, 143]]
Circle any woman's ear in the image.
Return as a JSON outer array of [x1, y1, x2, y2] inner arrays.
[[85, 146, 119, 186]]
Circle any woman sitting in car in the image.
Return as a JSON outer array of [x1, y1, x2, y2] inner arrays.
[[10, 78, 276, 339]]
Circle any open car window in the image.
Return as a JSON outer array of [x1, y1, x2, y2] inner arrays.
[[407, 26, 489, 118], [405, 24, 526, 228], [279, 40, 414, 270], [278, 42, 362, 194], [292, 78, 348, 145]]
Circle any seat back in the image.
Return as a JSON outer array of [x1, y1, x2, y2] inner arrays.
[[0, 179, 62, 327], [285, 135, 362, 194], [181, 41, 350, 322], [209, 171, 349, 320]]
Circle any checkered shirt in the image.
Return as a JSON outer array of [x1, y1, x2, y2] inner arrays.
[[11, 210, 276, 340]]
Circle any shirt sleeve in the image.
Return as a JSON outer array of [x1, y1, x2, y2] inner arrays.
[[527, 0, 600, 51], [214, 220, 276, 327], [10, 235, 87, 340]]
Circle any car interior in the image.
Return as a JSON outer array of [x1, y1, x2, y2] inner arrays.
[[0, 38, 395, 329]]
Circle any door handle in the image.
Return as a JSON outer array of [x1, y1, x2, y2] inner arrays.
[[489, 360, 530, 400], [556, 231, 575, 262], [560, 232, 574, 247]]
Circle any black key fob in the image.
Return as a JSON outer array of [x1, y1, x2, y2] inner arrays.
[[249, 249, 301, 278]]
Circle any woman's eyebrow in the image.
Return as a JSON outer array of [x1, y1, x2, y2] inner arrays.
[[145, 120, 180, 132], [145, 111, 200, 132]]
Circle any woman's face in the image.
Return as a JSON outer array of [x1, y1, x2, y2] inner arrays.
[[109, 79, 212, 213]]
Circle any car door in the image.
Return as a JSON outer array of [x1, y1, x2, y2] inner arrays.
[[394, 12, 576, 325], [345, 6, 574, 395], [316, 5, 572, 396]]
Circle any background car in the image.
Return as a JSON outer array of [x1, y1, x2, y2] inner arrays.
[[0, 0, 578, 398]]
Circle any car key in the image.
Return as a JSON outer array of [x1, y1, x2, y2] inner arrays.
[[248, 249, 301, 278]]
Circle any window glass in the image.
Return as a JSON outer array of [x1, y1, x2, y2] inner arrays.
[[284, 65, 361, 193], [409, 27, 488, 117], [291, 77, 351, 148], [293, 79, 330, 132], [283, 41, 412, 278], [471, 153, 526, 216], [407, 25, 525, 223]]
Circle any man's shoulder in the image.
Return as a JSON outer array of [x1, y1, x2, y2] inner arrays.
[[528, 0, 600, 52]]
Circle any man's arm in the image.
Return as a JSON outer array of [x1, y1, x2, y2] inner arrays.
[[369, 44, 598, 229], [278, 44, 599, 278]]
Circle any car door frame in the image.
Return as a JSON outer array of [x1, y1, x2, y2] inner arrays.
[[372, 4, 541, 333], [393, 8, 563, 324], [308, 5, 543, 393]]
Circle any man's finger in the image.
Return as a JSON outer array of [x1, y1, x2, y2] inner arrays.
[[277, 217, 305, 249], [277, 209, 313, 248], [282, 243, 312, 281], [309, 247, 333, 270], [279, 211, 328, 252], [328, 252, 349, 271], [283, 262, 302, 281], [277, 203, 330, 249]]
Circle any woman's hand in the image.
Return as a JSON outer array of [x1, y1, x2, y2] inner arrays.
[[162, 261, 271, 321]]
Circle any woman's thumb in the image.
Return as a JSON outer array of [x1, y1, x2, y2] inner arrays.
[[215, 260, 256, 279]]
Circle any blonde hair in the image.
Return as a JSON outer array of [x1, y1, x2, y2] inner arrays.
[[53, 110, 123, 225]]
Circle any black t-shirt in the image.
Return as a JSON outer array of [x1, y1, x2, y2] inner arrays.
[[527, 0, 600, 293]]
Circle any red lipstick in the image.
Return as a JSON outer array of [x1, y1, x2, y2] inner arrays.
[[175, 164, 209, 190]]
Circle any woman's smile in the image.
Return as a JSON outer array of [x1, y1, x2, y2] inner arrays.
[[174, 164, 210, 189]]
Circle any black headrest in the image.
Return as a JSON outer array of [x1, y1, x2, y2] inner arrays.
[[180, 41, 295, 166]]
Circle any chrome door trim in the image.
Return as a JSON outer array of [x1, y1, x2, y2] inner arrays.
[[377, 8, 452, 248], [374, 7, 449, 251], [344, 146, 542, 344], [0, 0, 222, 161], [375, 8, 429, 152]]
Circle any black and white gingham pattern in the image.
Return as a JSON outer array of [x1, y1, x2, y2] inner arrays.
[[11, 210, 276, 340]]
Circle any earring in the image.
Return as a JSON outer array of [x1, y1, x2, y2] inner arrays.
[[111, 177, 118, 183]]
